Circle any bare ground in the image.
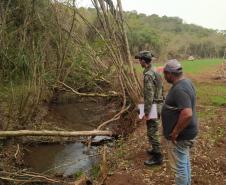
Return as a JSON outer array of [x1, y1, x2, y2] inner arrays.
[[105, 110, 225, 185], [104, 70, 226, 185]]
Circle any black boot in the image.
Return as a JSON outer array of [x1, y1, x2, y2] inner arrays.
[[144, 153, 163, 166], [146, 148, 155, 155]]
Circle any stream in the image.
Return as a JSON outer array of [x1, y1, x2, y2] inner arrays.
[[24, 96, 117, 177], [25, 143, 99, 177]]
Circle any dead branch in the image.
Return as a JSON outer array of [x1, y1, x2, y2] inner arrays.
[[58, 81, 120, 97], [0, 130, 113, 137], [14, 144, 20, 159], [0, 171, 62, 184], [97, 105, 130, 130]]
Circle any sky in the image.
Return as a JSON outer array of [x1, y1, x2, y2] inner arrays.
[[77, 0, 226, 30]]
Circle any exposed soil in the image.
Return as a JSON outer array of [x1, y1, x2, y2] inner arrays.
[[104, 68, 226, 185], [104, 106, 225, 185]]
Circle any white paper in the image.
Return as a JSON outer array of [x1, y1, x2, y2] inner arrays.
[[138, 103, 158, 120]]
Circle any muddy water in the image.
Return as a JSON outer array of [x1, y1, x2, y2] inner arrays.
[[24, 97, 117, 176], [25, 143, 99, 177]]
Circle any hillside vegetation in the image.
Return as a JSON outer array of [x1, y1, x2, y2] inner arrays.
[[78, 7, 226, 60], [125, 11, 226, 60]]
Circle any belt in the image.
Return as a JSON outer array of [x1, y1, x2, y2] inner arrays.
[[163, 104, 181, 111], [153, 99, 164, 103]]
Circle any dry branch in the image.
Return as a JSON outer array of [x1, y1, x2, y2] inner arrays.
[[0, 171, 62, 184], [0, 130, 113, 137], [59, 81, 120, 97]]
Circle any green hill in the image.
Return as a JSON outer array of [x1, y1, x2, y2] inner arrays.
[[124, 11, 226, 60]]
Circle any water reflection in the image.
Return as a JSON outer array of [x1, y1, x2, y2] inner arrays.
[[25, 143, 99, 177]]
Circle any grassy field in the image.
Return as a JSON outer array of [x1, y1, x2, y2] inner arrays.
[[196, 84, 226, 106], [180, 58, 223, 74], [135, 58, 223, 74]]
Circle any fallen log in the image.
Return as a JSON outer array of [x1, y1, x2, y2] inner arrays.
[[0, 130, 113, 137]]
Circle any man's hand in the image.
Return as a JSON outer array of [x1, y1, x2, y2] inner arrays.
[[170, 130, 179, 144], [139, 98, 144, 104], [142, 114, 150, 121], [170, 108, 192, 144]]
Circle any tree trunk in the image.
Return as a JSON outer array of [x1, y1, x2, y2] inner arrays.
[[0, 130, 113, 137]]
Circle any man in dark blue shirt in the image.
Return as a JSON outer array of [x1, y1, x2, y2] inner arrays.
[[161, 59, 198, 185]]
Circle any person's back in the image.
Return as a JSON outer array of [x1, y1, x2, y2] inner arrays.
[[161, 59, 198, 185], [162, 78, 198, 140]]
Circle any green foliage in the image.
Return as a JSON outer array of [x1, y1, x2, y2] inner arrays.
[[197, 108, 217, 119], [124, 11, 226, 59], [211, 96, 226, 106], [197, 84, 226, 106], [115, 138, 127, 159], [128, 27, 162, 54], [0, 0, 86, 126], [90, 164, 101, 179], [74, 170, 84, 180], [0, 0, 53, 82]]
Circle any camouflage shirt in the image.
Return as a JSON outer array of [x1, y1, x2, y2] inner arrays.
[[143, 65, 164, 115], [143, 66, 156, 115]]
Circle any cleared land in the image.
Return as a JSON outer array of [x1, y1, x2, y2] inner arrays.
[[105, 59, 226, 185]]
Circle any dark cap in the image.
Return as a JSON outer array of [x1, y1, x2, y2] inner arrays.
[[164, 59, 182, 73], [135, 51, 154, 61]]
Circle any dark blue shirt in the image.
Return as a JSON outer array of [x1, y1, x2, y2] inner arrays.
[[161, 79, 198, 140]]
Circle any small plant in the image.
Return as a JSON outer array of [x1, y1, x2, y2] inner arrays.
[[115, 137, 127, 159], [116, 148, 126, 159], [91, 164, 101, 179], [115, 137, 125, 148], [214, 127, 225, 143], [211, 96, 226, 106], [74, 170, 83, 180]]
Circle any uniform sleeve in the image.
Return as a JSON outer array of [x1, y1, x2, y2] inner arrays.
[[144, 75, 155, 115], [174, 90, 192, 109]]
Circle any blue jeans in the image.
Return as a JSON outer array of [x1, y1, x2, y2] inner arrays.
[[165, 140, 194, 185]]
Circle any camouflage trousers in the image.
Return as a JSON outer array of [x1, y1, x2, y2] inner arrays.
[[146, 119, 161, 154]]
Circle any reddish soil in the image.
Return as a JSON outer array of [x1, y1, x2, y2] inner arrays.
[[105, 108, 225, 185], [104, 70, 226, 185]]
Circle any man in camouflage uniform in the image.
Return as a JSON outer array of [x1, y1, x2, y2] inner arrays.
[[135, 51, 164, 166]]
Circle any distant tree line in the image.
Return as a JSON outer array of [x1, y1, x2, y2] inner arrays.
[[125, 11, 226, 60], [76, 8, 225, 60]]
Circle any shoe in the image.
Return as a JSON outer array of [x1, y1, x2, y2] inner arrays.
[[144, 154, 163, 166], [146, 148, 155, 155]]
